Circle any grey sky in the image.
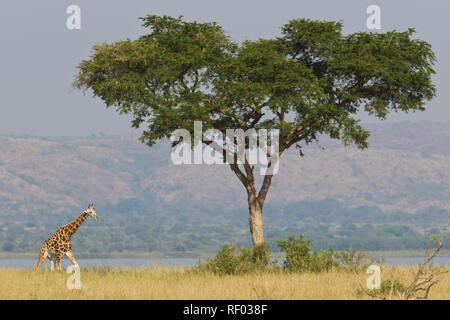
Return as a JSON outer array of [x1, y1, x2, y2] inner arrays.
[[0, 0, 448, 136]]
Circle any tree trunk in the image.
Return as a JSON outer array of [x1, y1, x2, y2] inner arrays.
[[248, 200, 265, 245], [228, 161, 273, 249]]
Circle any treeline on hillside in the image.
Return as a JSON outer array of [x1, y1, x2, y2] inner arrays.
[[0, 198, 448, 255]]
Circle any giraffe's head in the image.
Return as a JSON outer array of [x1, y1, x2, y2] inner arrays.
[[85, 204, 99, 221]]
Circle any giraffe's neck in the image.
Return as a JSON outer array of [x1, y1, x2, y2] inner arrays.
[[62, 211, 89, 237]]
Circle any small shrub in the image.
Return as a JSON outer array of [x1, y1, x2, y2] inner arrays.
[[277, 234, 311, 272], [253, 242, 270, 265], [206, 244, 240, 275], [380, 279, 406, 294], [310, 248, 339, 272], [359, 279, 407, 299], [194, 243, 272, 275], [277, 234, 339, 273], [336, 248, 380, 273]]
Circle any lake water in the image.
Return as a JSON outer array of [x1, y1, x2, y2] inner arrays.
[[0, 258, 199, 269], [0, 256, 449, 269]]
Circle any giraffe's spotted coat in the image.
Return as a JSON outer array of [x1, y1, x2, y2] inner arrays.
[[34, 204, 98, 271]]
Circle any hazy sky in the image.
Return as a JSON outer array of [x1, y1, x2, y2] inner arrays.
[[0, 0, 449, 136]]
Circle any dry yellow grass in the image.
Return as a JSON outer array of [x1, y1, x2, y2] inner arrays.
[[0, 266, 448, 300]]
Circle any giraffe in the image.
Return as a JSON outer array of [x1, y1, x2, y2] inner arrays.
[[34, 204, 99, 271]]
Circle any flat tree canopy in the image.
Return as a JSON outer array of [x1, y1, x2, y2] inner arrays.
[[74, 15, 436, 251]]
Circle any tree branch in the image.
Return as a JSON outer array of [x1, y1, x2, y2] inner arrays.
[[241, 104, 263, 129], [203, 138, 249, 188], [229, 163, 248, 188], [257, 173, 273, 206]]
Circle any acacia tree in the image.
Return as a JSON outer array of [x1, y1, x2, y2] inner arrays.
[[74, 15, 435, 249]]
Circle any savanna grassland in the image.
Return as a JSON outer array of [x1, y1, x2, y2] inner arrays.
[[0, 266, 448, 300]]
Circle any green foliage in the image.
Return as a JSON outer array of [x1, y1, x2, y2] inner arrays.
[[277, 234, 339, 272], [309, 248, 339, 273], [201, 244, 239, 275], [380, 279, 406, 294], [75, 15, 436, 152], [195, 236, 380, 276], [253, 242, 270, 265], [74, 15, 233, 147], [358, 279, 406, 299], [194, 243, 271, 275], [277, 234, 311, 272]]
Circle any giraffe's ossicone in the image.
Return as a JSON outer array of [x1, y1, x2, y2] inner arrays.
[[34, 204, 99, 271]]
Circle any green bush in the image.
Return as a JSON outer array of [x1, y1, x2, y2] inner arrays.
[[194, 243, 272, 275], [277, 234, 311, 272], [358, 279, 406, 299], [253, 242, 270, 265], [194, 235, 379, 276], [309, 248, 339, 272], [277, 234, 339, 272], [380, 279, 406, 295]]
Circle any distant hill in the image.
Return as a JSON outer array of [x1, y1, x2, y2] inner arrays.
[[0, 121, 448, 254]]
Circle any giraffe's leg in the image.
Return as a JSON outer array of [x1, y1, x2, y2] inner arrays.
[[48, 251, 56, 271], [50, 258, 55, 271], [66, 251, 78, 267], [56, 252, 63, 271], [34, 244, 48, 270], [46, 250, 56, 271]]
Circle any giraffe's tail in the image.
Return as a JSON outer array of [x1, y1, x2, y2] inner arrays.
[[34, 243, 48, 270]]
